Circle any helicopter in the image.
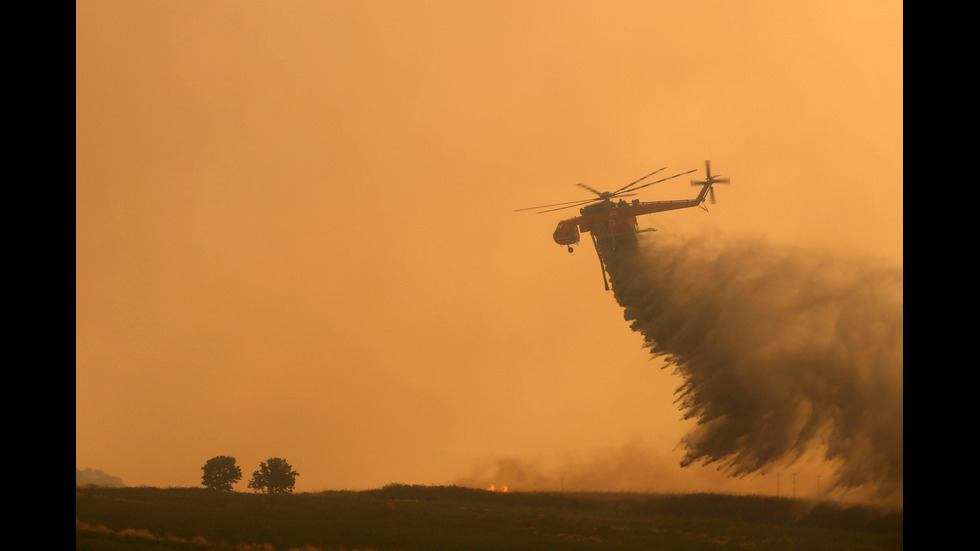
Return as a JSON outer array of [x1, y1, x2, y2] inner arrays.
[[515, 160, 730, 290]]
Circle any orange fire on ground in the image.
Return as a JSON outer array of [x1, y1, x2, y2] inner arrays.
[[487, 484, 509, 493]]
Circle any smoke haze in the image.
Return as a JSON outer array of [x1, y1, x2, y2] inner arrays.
[[76, 468, 126, 488], [601, 230, 902, 506], [76, 1, 901, 496], [455, 439, 795, 496]]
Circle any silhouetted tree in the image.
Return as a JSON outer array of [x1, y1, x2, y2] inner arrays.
[[248, 457, 299, 494], [201, 456, 243, 491]]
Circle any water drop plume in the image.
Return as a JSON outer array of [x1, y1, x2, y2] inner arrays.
[[601, 229, 902, 505]]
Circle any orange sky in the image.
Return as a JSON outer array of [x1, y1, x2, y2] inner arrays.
[[76, 0, 902, 496]]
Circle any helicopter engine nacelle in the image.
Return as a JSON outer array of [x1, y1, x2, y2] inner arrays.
[[553, 220, 580, 246]]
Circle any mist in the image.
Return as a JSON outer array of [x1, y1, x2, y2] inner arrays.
[[601, 229, 903, 506]]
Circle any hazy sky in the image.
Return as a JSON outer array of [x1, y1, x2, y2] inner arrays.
[[76, 0, 902, 497]]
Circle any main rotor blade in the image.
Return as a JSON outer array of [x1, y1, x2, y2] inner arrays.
[[623, 168, 697, 194], [612, 167, 667, 195], [513, 197, 596, 212], [536, 198, 600, 214], [576, 183, 604, 197]]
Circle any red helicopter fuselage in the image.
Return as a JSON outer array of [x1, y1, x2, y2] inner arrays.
[[553, 194, 707, 247]]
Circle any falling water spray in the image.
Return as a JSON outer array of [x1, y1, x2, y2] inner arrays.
[[601, 229, 903, 505]]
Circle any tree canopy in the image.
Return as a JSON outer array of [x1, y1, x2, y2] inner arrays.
[[201, 456, 242, 491], [248, 457, 299, 494]]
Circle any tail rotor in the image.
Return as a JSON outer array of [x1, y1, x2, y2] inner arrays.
[[691, 160, 730, 204]]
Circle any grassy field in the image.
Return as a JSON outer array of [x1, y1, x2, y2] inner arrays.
[[76, 484, 902, 550]]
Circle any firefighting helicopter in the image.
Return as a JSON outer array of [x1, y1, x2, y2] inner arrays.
[[515, 160, 730, 290]]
